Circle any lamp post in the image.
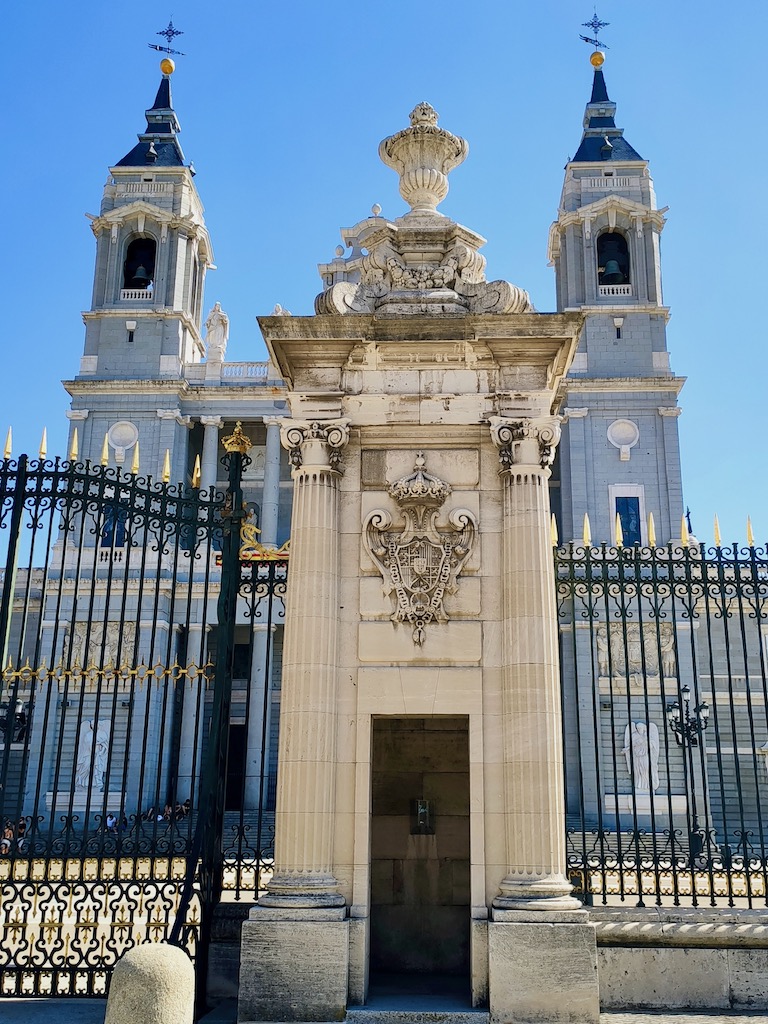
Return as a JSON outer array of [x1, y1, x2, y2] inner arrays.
[[666, 683, 710, 745], [666, 684, 711, 864]]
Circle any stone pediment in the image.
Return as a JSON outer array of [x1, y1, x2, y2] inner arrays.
[[314, 104, 533, 318]]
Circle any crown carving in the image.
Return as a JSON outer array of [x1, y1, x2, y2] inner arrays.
[[388, 452, 451, 509]]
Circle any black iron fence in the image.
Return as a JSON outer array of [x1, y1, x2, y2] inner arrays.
[[0, 439, 285, 998], [557, 541, 768, 908]]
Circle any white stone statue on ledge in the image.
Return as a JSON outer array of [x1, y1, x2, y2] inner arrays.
[[204, 302, 229, 361], [75, 720, 111, 792], [622, 721, 660, 793]]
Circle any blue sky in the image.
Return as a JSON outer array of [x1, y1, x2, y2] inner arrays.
[[2, 1, 766, 543]]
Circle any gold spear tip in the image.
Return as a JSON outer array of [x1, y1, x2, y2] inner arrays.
[[162, 449, 171, 484], [713, 514, 722, 548], [191, 454, 201, 488], [130, 440, 140, 475], [550, 513, 559, 547], [747, 516, 755, 548], [647, 512, 657, 548], [69, 428, 79, 462], [39, 427, 48, 459], [3, 427, 11, 459], [582, 513, 592, 547], [680, 514, 689, 548], [615, 512, 624, 548]]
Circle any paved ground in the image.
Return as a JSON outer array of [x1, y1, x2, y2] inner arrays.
[[1, 1001, 767, 1023]]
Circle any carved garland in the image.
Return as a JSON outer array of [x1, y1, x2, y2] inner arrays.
[[364, 453, 477, 645]]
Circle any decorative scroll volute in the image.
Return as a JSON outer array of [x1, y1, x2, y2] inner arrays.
[[279, 419, 351, 472], [489, 416, 562, 473], [364, 452, 477, 645]]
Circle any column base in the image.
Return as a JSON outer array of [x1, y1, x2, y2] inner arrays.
[[493, 873, 583, 913], [260, 873, 346, 910], [238, 905, 349, 1023], [488, 916, 599, 1024]]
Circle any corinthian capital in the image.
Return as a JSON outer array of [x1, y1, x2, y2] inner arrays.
[[489, 416, 561, 472], [280, 418, 351, 472]]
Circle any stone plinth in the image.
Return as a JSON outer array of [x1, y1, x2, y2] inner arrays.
[[238, 907, 348, 1023], [488, 917, 599, 1023]]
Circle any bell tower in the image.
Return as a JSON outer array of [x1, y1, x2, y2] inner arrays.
[[549, 51, 685, 545], [67, 59, 213, 477]]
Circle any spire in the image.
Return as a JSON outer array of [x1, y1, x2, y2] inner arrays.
[[116, 65, 186, 168], [571, 54, 643, 163]]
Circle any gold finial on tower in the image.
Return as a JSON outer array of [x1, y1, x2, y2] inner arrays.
[[160, 57, 176, 74]]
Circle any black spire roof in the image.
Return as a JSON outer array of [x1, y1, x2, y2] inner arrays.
[[115, 74, 186, 168], [572, 65, 643, 163]]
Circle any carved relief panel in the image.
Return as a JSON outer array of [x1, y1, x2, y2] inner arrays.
[[363, 452, 477, 645]]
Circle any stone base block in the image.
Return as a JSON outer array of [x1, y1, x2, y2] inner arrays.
[[488, 920, 599, 1023], [238, 910, 349, 1022], [597, 946, 768, 1009]]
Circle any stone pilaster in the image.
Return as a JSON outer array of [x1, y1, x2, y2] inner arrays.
[[489, 415, 581, 912], [260, 418, 350, 908], [200, 416, 223, 494]]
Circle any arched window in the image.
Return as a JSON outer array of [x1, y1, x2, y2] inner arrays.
[[123, 238, 157, 291], [597, 232, 630, 285]]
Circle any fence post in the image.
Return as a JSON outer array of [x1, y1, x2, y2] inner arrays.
[[0, 455, 28, 800]]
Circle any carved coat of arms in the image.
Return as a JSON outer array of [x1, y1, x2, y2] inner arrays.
[[364, 453, 477, 645]]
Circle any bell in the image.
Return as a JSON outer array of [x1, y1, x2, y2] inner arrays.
[[602, 259, 625, 285], [131, 265, 150, 289]]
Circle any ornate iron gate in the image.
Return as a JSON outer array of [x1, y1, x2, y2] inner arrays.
[[0, 429, 286, 999]]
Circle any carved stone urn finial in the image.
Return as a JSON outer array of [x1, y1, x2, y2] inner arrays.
[[378, 103, 469, 214]]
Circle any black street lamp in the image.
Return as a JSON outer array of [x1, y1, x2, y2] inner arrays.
[[666, 683, 712, 865], [666, 683, 710, 746]]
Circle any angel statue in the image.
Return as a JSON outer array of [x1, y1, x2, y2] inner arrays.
[[622, 721, 660, 793], [75, 720, 111, 792]]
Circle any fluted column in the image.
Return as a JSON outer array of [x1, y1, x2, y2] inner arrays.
[[489, 416, 580, 911], [200, 416, 223, 493], [260, 417, 283, 547], [260, 418, 350, 908], [243, 417, 283, 809]]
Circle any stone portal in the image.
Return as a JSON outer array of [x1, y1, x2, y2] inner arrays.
[[238, 103, 598, 1024]]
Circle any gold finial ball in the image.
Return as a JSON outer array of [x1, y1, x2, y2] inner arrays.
[[590, 50, 605, 68], [160, 57, 176, 75]]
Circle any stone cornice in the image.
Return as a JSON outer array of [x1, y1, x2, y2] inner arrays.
[[63, 379, 190, 398], [559, 375, 686, 396]]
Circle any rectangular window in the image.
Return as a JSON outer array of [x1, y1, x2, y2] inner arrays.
[[616, 496, 641, 546]]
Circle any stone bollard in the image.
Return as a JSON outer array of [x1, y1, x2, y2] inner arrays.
[[105, 943, 195, 1024]]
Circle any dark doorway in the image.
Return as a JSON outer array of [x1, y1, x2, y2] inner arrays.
[[370, 717, 470, 993], [225, 723, 247, 810]]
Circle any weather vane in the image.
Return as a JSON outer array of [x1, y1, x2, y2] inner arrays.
[[580, 10, 609, 49], [148, 18, 186, 57]]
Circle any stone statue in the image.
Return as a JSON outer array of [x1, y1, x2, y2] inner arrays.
[[622, 722, 660, 793], [75, 720, 111, 791], [204, 302, 229, 360]]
